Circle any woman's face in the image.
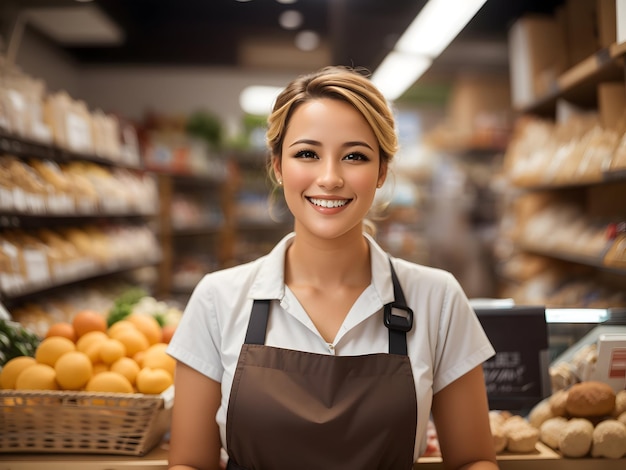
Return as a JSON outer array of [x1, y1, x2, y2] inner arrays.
[[274, 98, 386, 241]]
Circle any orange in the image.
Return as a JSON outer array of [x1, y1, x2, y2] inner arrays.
[[76, 330, 108, 353], [0, 356, 37, 389], [133, 350, 146, 368], [45, 322, 77, 343], [142, 343, 175, 377], [99, 338, 127, 365], [72, 310, 107, 338], [110, 357, 140, 385], [85, 371, 134, 393], [35, 336, 76, 367], [114, 328, 149, 358], [127, 314, 162, 345], [107, 320, 137, 337], [161, 324, 176, 344], [54, 351, 93, 390], [15, 363, 59, 390], [92, 362, 109, 375], [136, 367, 173, 394]]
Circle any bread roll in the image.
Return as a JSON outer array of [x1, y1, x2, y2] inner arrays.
[[559, 418, 594, 458], [540, 416, 568, 450], [591, 420, 626, 459]]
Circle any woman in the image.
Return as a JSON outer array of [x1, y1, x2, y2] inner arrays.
[[167, 66, 499, 470]]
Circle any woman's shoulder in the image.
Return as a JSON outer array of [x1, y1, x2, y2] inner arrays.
[[391, 256, 458, 286]]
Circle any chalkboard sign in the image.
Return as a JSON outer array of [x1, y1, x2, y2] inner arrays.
[[474, 305, 549, 412]]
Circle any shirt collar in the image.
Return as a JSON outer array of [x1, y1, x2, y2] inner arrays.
[[248, 232, 395, 306]]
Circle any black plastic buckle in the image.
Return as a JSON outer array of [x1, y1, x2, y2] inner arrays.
[[383, 303, 413, 332]]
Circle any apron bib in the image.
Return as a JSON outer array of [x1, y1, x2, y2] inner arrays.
[[226, 262, 417, 470]]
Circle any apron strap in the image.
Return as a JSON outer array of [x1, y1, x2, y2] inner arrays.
[[244, 299, 271, 345], [384, 259, 413, 355], [243, 260, 413, 355]]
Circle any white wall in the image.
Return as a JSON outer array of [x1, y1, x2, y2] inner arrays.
[[11, 27, 304, 138], [77, 66, 297, 138], [14, 27, 81, 97]]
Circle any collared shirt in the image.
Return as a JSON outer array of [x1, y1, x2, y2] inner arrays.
[[167, 232, 495, 460]]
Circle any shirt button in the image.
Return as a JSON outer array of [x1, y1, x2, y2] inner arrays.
[[328, 344, 335, 352]]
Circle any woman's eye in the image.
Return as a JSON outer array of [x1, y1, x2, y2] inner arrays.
[[344, 152, 369, 162], [294, 150, 317, 159]]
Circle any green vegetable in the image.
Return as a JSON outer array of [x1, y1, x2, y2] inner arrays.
[[0, 319, 40, 366], [106, 287, 148, 327]]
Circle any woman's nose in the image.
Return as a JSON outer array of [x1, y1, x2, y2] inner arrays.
[[317, 160, 344, 189]]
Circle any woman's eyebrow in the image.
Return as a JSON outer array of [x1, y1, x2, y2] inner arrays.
[[288, 139, 374, 150], [343, 141, 374, 150], [288, 138, 321, 148]]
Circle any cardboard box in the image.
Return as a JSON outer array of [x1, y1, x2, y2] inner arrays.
[[508, 15, 568, 109], [598, 82, 626, 130], [564, 0, 599, 66], [597, 0, 618, 47]]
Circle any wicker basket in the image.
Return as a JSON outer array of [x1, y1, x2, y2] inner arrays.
[[0, 386, 173, 456]]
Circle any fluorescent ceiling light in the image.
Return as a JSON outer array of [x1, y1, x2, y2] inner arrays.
[[395, 0, 487, 57], [371, 52, 432, 101], [240, 85, 283, 115]]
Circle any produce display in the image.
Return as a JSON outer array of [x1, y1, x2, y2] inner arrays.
[[0, 290, 181, 395]]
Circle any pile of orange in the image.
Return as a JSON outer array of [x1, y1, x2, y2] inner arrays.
[[0, 310, 177, 395]]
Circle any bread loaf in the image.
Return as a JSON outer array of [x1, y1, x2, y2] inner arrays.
[[566, 381, 616, 417]]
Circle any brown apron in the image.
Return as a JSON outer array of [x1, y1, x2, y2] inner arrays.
[[226, 262, 417, 470]]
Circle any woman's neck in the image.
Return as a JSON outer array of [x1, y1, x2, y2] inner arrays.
[[285, 229, 371, 289]]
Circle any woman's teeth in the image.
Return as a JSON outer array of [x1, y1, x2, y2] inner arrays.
[[308, 198, 349, 208]]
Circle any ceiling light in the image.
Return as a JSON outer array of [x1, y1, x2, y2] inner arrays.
[[372, 0, 487, 101], [395, 0, 487, 57], [371, 52, 432, 101], [279, 10, 303, 30], [276, 0, 298, 4], [295, 30, 319, 51], [240, 85, 283, 115]]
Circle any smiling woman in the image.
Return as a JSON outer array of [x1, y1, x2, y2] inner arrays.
[[167, 66, 498, 470]]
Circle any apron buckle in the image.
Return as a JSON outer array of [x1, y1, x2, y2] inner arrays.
[[384, 303, 413, 332]]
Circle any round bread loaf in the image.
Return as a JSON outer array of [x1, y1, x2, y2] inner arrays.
[[549, 389, 569, 417], [565, 381, 616, 417]]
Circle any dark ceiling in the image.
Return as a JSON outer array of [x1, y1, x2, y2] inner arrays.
[[3, 0, 564, 78]]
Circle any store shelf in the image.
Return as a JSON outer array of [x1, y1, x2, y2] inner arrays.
[[155, 171, 231, 298], [519, 42, 626, 116], [0, 255, 162, 302], [0, 130, 143, 170], [516, 243, 626, 275]]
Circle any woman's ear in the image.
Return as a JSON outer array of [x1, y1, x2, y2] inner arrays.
[[272, 156, 282, 184], [377, 161, 388, 188]]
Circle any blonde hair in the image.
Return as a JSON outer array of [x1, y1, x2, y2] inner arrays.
[[265, 66, 398, 233]]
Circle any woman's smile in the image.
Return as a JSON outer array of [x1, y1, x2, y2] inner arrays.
[[306, 197, 352, 210]]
